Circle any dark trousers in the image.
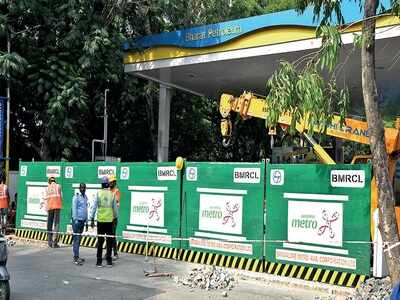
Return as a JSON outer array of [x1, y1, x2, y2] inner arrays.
[[97, 222, 113, 264], [47, 209, 60, 246], [112, 218, 118, 256], [72, 220, 85, 258]]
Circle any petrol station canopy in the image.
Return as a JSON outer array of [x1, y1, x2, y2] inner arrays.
[[123, 0, 400, 105]]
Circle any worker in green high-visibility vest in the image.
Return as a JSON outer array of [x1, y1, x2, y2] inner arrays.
[[90, 176, 117, 267]]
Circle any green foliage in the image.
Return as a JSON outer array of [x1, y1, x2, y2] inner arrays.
[[316, 25, 342, 72], [0, 13, 6, 33], [0, 52, 27, 79], [0, 0, 318, 165], [264, 0, 297, 13], [295, 0, 345, 25], [266, 22, 349, 136], [2, 0, 128, 162], [353, 33, 364, 48], [142, 0, 297, 31], [267, 61, 349, 135], [392, 0, 400, 15]]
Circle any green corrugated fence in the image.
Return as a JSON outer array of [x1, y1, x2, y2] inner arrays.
[[15, 161, 372, 288]]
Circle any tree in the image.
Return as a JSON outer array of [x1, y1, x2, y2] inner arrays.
[[266, 1, 400, 284], [361, 0, 400, 284], [0, 0, 299, 167]]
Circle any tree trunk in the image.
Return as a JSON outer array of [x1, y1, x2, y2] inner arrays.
[[362, 0, 400, 286]]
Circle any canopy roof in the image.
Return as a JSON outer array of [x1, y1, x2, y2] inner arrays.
[[123, 1, 400, 109]]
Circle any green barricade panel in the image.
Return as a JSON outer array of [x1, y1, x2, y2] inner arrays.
[[182, 162, 265, 259], [120, 163, 182, 249], [62, 162, 120, 236], [17, 162, 65, 231], [265, 164, 371, 275]]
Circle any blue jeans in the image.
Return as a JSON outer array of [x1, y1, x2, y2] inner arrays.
[[72, 220, 85, 258]]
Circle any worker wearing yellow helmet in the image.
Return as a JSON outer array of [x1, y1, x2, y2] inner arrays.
[[108, 174, 120, 260]]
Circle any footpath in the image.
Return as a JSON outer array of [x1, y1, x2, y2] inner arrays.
[[5, 236, 361, 300]]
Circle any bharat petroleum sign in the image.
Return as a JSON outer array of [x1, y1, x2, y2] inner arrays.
[[185, 25, 241, 42]]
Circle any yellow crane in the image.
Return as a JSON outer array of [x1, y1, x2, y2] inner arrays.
[[219, 91, 400, 236]]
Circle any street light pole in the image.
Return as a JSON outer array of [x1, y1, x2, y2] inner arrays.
[[5, 35, 10, 184], [103, 89, 109, 161], [91, 89, 109, 162]]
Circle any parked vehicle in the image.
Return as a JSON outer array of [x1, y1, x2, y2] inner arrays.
[[0, 235, 10, 300]]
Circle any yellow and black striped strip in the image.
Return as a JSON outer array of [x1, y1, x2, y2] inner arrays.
[[178, 248, 264, 273], [264, 261, 366, 288], [14, 229, 367, 288]]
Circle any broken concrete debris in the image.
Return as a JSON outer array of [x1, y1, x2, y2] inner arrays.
[[174, 266, 236, 291], [345, 277, 392, 300]]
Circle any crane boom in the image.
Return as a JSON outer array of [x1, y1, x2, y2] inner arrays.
[[219, 91, 400, 237], [220, 92, 400, 155]]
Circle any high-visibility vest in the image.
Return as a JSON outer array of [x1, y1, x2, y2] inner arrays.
[[110, 187, 120, 208], [97, 189, 114, 223], [0, 184, 8, 209], [45, 183, 62, 210]]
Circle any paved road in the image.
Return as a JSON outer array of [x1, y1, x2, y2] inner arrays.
[[7, 243, 336, 300]]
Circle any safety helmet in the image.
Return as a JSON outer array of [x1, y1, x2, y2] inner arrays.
[[108, 174, 117, 182], [101, 176, 109, 184]]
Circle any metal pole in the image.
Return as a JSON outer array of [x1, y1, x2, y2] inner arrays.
[[92, 139, 104, 162], [92, 139, 95, 162], [104, 89, 109, 161], [5, 35, 10, 183]]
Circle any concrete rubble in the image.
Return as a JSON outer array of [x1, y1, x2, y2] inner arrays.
[[345, 277, 392, 300], [314, 296, 336, 300], [6, 239, 16, 247], [174, 266, 237, 291]]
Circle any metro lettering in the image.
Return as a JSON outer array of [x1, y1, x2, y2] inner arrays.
[[291, 218, 317, 229]]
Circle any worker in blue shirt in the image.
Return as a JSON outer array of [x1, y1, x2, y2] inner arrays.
[[71, 183, 88, 265]]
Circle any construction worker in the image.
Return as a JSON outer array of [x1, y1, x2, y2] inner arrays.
[[44, 176, 62, 248], [90, 176, 117, 267], [0, 175, 10, 235], [71, 183, 88, 265], [108, 174, 120, 260]]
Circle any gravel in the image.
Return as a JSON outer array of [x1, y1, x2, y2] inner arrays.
[[345, 277, 392, 300]]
